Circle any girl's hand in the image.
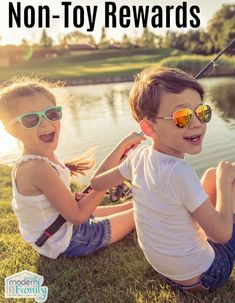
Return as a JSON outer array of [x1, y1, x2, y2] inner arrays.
[[120, 132, 146, 159], [75, 191, 87, 202]]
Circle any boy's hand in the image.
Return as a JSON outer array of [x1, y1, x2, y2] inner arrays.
[[216, 161, 235, 184], [120, 132, 146, 159]]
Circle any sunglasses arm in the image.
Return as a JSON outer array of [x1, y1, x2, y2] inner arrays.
[[8, 118, 18, 126], [155, 116, 173, 120]]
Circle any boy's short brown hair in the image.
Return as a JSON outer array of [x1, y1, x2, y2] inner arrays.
[[129, 67, 204, 122]]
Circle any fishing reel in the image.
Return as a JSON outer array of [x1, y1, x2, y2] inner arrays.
[[108, 182, 132, 202], [81, 182, 132, 203]]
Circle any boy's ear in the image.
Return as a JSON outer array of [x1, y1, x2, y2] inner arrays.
[[140, 118, 156, 137]]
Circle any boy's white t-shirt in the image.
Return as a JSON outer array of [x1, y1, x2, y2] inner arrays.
[[119, 145, 215, 281]]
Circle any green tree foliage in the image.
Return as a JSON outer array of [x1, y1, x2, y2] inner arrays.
[[163, 30, 216, 54], [60, 31, 95, 46], [21, 38, 30, 46], [121, 34, 133, 48], [136, 28, 159, 48], [184, 30, 210, 54], [162, 5, 234, 54], [39, 29, 53, 47], [100, 26, 107, 43], [207, 4, 235, 53], [99, 26, 110, 48]]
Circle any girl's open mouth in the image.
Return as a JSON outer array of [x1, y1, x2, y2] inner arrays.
[[39, 132, 55, 143]]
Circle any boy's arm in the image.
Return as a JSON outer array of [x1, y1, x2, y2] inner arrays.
[[193, 161, 234, 243], [91, 132, 145, 191]]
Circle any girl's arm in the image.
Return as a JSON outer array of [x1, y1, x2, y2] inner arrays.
[[193, 161, 235, 243], [91, 167, 124, 192], [91, 132, 146, 191], [29, 160, 105, 225]]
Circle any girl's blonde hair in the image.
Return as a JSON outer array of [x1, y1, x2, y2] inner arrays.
[[0, 77, 94, 176]]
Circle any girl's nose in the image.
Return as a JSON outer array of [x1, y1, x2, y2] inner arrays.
[[39, 116, 51, 126]]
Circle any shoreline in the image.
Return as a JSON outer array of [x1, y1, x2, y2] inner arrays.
[[63, 75, 134, 86], [61, 72, 235, 87]]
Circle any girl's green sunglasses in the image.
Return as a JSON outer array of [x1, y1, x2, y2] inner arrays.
[[9, 106, 62, 129]]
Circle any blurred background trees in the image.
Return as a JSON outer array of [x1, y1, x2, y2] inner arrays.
[[3, 4, 235, 54]]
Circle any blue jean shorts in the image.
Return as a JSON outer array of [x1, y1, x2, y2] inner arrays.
[[166, 221, 235, 291], [61, 216, 111, 257]]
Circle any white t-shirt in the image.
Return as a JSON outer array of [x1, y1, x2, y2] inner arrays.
[[11, 154, 73, 259], [119, 145, 215, 281]]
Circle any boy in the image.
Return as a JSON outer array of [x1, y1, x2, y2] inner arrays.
[[91, 67, 235, 291]]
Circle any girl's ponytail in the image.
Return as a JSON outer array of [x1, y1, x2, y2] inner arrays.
[[65, 151, 95, 176]]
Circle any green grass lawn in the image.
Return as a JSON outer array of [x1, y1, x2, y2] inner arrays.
[[0, 48, 234, 84], [1, 164, 235, 302]]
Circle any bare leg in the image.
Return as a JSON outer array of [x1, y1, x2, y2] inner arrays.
[[232, 182, 235, 214], [95, 208, 135, 243], [94, 202, 135, 243], [201, 167, 235, 213], [108, 208, 135, 244], [93, 200, 133, 217], [200, 167, 217, 207]]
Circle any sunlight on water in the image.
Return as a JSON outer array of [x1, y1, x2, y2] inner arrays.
[[0, 121, 19, 163], [0, 77, 235, 181]]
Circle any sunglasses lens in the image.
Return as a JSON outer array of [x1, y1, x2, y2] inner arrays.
[[196, 105, 212, 123], [45, 107, 62, 122], [173, 109, 193, 128], [21, 114, 40, 128]]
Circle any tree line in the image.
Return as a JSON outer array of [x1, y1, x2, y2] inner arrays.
[[21, 4, 235, 54]]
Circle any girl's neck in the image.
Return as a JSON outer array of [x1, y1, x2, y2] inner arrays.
[[23, 149, 58, 164]]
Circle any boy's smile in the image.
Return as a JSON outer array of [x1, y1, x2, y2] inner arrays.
[[150, 88, 207, 158]]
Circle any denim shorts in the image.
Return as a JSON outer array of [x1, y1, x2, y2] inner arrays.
[[61, 216, 111, 257], [165, 221, 235, 291]]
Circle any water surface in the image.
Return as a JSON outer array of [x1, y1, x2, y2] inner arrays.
[[0, 77, 234, 180]]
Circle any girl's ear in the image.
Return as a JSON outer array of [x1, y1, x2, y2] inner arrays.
[[4, 123, 18, 138], [140, 119, 156, 137]]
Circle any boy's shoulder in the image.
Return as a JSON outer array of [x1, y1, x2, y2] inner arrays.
[[132, 144, 149, 155], [128, 144, 149, 161], [169, 160, 199, 186]]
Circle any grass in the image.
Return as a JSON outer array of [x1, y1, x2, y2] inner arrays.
[[159, 55, 235, 76], [1, 164, 235, 302], [0, 48, 234, 84], [0, 48, 179, 82]]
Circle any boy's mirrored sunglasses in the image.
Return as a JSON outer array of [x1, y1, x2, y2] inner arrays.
[[155, 104, 212, 128], [9, 106, 62, 129]]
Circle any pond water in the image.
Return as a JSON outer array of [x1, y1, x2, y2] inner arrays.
[[0, 77, 235, 181]]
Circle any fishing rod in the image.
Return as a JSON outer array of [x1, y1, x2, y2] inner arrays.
[[195, 38, 235, 79]]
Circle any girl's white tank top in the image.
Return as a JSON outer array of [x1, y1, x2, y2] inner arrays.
[[11, 154, 73, 259]]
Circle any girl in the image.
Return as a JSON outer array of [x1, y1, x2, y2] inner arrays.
[[0, 77, 144, 259]]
